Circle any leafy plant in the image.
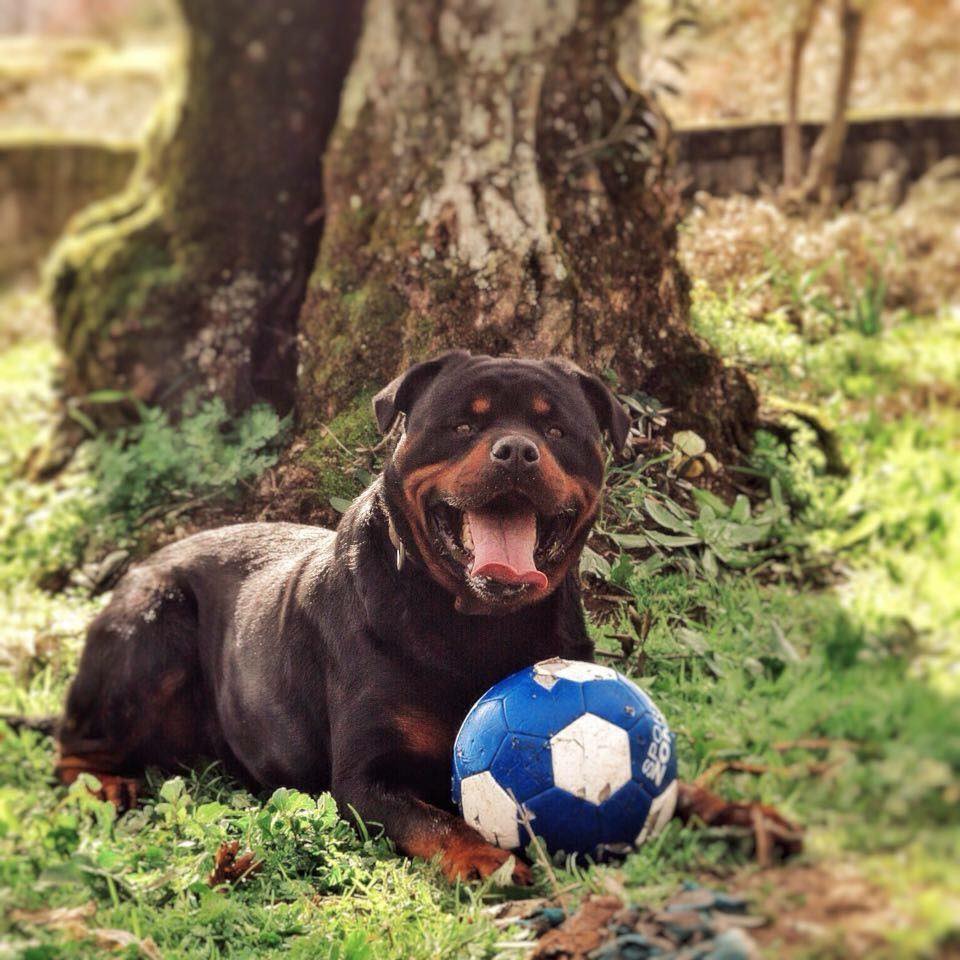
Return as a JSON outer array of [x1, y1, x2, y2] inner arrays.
[[602, 484, 792, 580], [0, 397, 287, 594], [93, 397, 286, 519]]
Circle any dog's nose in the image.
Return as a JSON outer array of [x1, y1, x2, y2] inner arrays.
[[490, 435, 540, 467]]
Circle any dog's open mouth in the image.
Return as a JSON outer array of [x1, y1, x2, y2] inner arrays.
[[428, 493, 576, 592]]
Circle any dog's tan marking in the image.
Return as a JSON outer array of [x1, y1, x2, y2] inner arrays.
[[470, 396, 491, 415], [532, 394, 551, 415], [394, 708, 452, 759]]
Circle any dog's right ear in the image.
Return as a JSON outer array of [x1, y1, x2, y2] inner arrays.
[[373, 350, 472, 434]]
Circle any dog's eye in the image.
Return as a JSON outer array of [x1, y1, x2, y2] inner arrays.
[[546, 426, 563, 439], [455, 423, 474, 435]]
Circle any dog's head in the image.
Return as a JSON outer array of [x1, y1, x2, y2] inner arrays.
[[375, 351, 629, 615]]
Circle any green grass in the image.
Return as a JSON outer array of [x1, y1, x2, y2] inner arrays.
[[1, 271, 959, 957]]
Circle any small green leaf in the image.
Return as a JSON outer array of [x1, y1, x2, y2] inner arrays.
[[579, 546, 612, 579], [329, 496, 352, 514], [83, 389, 132, 405], [607, 531, 651, 549], [676, 627, 709, 656], [635, 554, 668, 577], [159, 777, 186, 804], [730, 495, 751, 523], [692, 487, 728, 516], [489, 854, 519, 887], [610, 553, 635, 586], [644, 529, 701, 548], [644, 497, 695, 534], [672, 430, 706, 457]]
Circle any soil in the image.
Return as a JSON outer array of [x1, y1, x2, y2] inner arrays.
[[731, 862, 907, 958], [531, 895, 623, 960], [660, 0, 960, 126], [5, 0, 956, 146]]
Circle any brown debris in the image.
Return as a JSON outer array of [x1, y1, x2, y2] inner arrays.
[[773, 737, 859, 752], [207, 840, 263, 888], [529, 884, 770, 959], [10, 902, 97, 928], [695, 758, 843, 788], [677, 782, 804, 865], [90, 928, 162, 959], [10, 902, 160, 957], [531, 895, 623, 959]]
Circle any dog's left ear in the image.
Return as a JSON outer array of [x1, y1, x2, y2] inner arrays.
[[373, 350, 472, 434], [546, 359, 631, 453]]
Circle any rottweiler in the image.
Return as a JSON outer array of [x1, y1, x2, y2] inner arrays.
[[56, 351, 799, 883]]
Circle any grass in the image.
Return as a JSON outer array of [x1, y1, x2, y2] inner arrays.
[[0, 264, 958, 957]]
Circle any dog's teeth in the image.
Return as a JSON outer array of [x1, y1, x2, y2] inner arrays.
[[461, 516, 474, 552]]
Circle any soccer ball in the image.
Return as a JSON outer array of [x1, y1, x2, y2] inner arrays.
[[451, 658, 678, 857]]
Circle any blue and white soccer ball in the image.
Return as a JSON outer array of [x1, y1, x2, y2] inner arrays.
[[452, 658, 678, 857]]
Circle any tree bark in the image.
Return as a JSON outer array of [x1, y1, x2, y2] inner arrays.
[[297, 0, 756, 459], [782, 0, 824, 191], [46, 0, 363, 430], [799, 0, 863, 205]]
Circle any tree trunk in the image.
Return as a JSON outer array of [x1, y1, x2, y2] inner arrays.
[[782, 0, 823, 191], [46, 0, 757, 476], [297, 0, 756, 460], [46, 0, 363, 431], [800, 0, 863, 205]]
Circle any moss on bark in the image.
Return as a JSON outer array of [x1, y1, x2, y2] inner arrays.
[[47, 0, 363, 434], [300, 392, 381, 506], [297, 0, 757, 462]]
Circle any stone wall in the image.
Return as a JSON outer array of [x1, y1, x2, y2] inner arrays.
[[0, 138, 135, 276], [675, 111, 960, 198]]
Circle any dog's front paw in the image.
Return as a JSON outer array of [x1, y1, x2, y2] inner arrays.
[[57, 757, 141, 811], [439, 837, 533, 885], [676, 781, 803, 865]]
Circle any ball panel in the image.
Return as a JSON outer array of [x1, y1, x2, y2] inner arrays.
[[459, 771, 521, 850], [452, 696, 508, 784], [501, 670, 586, 740], [550, 713, 632, 805], [617, 674, 668, 725], [629, 711, 677, 798], [550, 660, 619, 683], [524, 786, 602, 856], [582, 677, 654, 731], [490, 732, 553, 804], [595, 779, 655, 846], [635, 779, 679, 845]]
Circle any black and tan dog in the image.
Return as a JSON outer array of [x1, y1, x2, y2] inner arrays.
[[56, 351, 799, 883]]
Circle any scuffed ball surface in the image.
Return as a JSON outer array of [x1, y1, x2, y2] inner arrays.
[[452, 658, 678, 857]]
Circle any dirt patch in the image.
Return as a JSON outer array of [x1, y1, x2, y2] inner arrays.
[[732, 862, 905, 958], [663, 0, 960, 126]]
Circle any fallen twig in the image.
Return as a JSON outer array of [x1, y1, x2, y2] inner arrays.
[[696, 758, 843, 788], [207, 840, 263, 888], [773, 737, 859, 752]]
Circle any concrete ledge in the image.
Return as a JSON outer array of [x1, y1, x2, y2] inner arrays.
[[0, 136, 137, 276], [675, 111, 960, 197]]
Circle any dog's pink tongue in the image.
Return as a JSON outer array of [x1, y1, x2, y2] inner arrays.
[[467, 509, 548, 589]]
